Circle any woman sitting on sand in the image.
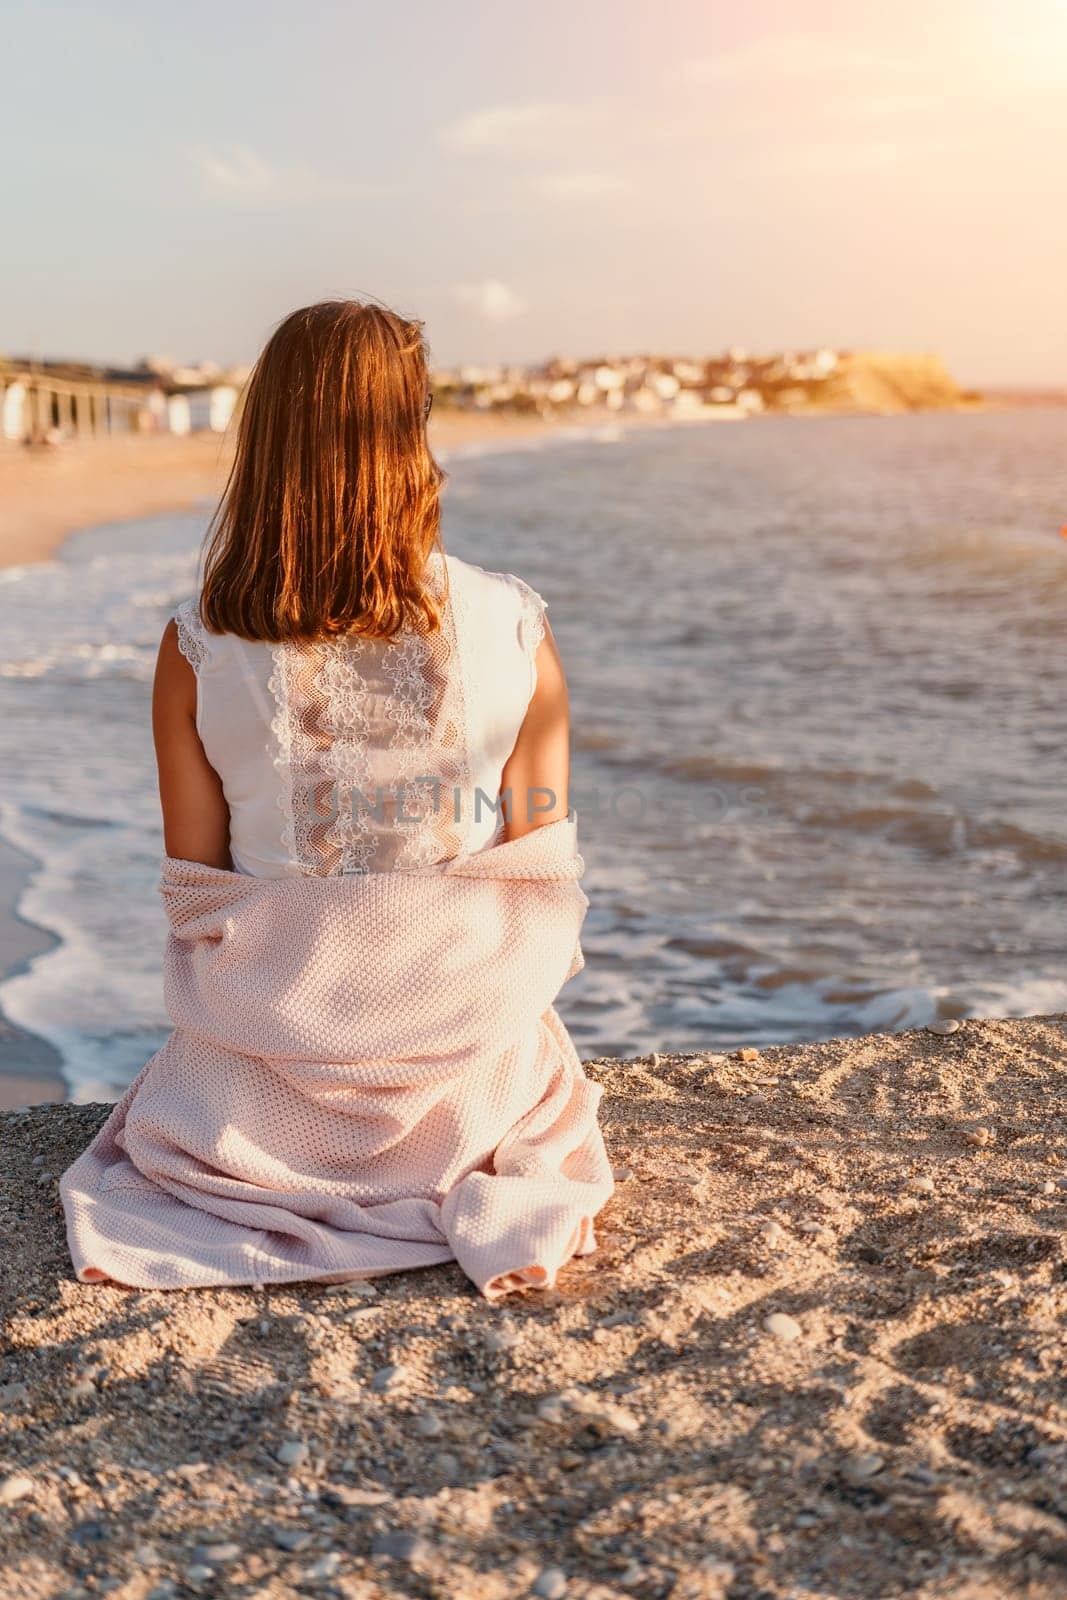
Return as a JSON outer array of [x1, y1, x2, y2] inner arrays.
[[59, 299, 614, 1300]]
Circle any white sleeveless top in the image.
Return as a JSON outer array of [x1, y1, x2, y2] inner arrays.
[[172, 550, 547, 878]]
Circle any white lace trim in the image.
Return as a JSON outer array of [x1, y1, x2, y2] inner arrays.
[[173, 598, 208, 673], [497, 572, 548, 695], [518, 584, 547, 663], [266, 551, 471, 876]]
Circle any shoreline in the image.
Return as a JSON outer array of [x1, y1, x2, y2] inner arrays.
[[0, 398, 1018, 577], [0, 407, 659, 575], [0, 837, 66, 1109]]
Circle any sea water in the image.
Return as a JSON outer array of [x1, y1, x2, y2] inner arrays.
[[2, 409, 1066, 1100]]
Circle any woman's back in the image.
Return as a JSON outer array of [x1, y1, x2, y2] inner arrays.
[[173, 549, 547, 877], [62, 299, 610, 1306]]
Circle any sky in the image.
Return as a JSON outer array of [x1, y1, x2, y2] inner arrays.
[[2, 0, 1066, 386]]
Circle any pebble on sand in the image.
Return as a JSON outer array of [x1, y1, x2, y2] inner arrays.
[[272, 1527, 313, 1552], [275, 1439, 310, 1469], [926, 1019, 961, 1035], [485, 1323, 521, 1354], [189, 1543, 241, 1566], [0, 1473, 34, 1504], [965, 1127, 993, 1148], [370, 1363, 409, 1393], [321, 1484, 392, 1508], [536, 1394, 569, 1425], [533, 1568, 569, 1599], [323, 1279, 378, 1299], [371, 1530, 432, 1563], [842, 1453, 886, 1484], [762, 1312, 803, 1342], [305, 1553, 342, 1579]]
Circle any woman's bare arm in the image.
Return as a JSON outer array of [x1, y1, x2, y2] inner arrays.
[[152, 620, 232, 869], [499, 617, 571, 841]]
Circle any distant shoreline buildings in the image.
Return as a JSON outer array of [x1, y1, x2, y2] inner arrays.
[[0, 356, 249, 444], [433, 348, 981, 421], [0, 346, 981, 445]]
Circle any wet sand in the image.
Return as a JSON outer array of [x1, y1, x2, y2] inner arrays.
[[0, 409, 619, 572], [0, 839, 65, 1110], [2, 1016, 1064, 1597]]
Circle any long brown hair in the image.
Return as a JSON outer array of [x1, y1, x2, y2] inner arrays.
[[199, 299, 447, 642]]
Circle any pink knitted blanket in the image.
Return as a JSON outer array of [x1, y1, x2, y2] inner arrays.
[[60, 815, 614, 1300]]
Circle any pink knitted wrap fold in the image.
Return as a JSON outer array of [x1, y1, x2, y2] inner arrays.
[[59, 814, 614, 1301]]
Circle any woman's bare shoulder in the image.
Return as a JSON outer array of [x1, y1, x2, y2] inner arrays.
[[155, 618, 197, 708]]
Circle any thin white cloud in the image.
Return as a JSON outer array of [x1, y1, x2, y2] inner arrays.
[[531, 171, 633, 200], [677, 36, 913, 85], [193, 145, 276, 194], [677, 29, 1067, 97], [750, 141, 910, 177], [837, 90, 941, 120], [439, 100, 600, 152], [743, 133, 965, 178], [654, 37, 968, 155], [450, 280, 529, 322], [188, 144, 387, 204]]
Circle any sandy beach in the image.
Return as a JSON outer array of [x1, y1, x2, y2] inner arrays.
[[0, 409, 598, 573], [1, 1016, 1064, 1597]]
